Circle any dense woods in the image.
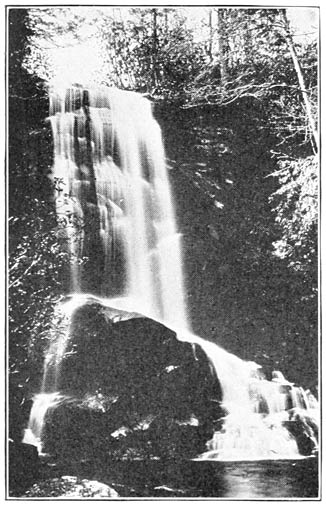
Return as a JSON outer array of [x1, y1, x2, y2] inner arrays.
[[8, 6, 319, 437]]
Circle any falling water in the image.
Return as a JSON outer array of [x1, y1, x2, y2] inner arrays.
[[48, 86, 187, 328], [23, 393, 67, 454], [23, 86, 318, 459], [177, 332, 318, 460]]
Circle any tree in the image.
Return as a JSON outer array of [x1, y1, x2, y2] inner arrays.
[[184, 8, 318, 152], [269, 155, 318, 274], [23, 7, 207, 99], [180, 8, 318, 288], [279, 9, 318, 151]]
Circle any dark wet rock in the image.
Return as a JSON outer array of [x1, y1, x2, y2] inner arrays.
[[8, 397, 34, 442], [23, 475, 119, 498], [9, 440, 39, 496], [42, 299, 223, 461], [284, 408, 318, 456]]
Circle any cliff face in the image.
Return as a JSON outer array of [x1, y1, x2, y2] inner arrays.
[[156, 103, 318, 392]]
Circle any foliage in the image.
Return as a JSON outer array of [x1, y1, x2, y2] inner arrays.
[[184, 9, 317, 151], [25, 7, 99, 82], [110, 8, 207, 98], [24, 7, 207, 99], [23, 7, 318, 149], [176, 7, 318, 296], [269, 155, 318, 272], [9, 202, 69, 373], [8, 10, 75, 426]]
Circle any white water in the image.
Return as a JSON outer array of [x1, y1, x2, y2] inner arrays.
[[48, 86, 187, 328], [24, 86, 318, 460], [23, 393, 67, 454]]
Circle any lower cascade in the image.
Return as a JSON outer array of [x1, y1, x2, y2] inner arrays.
[[23, 86, 318, 462]]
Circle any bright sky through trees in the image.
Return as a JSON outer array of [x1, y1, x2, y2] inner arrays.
[[50, 40, 103, 88], [29, 7, 318, 88]]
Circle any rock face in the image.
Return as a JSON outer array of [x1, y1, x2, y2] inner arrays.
[[285, 409, 319, 456], [9, 440, 39, 496], [42, 300, 223, 461]]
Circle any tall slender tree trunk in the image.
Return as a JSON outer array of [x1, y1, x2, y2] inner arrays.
[[208, 9, 213, 62], [164, 9, 168, 35], [280, 10, 318, 151], [151, 8, 158, 90], [216, 9, 227, 86]]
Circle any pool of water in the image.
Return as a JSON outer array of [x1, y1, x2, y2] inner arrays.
[[51, 456, 319, 498]]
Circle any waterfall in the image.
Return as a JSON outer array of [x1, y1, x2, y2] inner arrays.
[[48, 86, 187, 329], [23, 86, 318, 460], [177, 332, 318, 460]]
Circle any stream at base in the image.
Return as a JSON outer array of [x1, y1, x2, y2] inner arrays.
[[43, 457, 319, 498]]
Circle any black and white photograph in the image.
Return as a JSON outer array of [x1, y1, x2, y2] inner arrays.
[[6, 4, 320, 499]]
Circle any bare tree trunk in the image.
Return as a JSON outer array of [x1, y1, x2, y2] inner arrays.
[[164, 9, 168, 35], [208, 9, 213, 62], [280, 10, 318, 151], [151, 8, 158, 90], [216, 9, 227, 86]]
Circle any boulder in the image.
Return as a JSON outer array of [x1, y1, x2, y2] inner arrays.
[[42, 300, 223, 461], [9, 440, 39, 496], [24, 476, 119, 498], [284, 409, 319, 456]]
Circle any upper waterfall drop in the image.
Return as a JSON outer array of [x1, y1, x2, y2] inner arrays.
[[49, 85, 188, 329]]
